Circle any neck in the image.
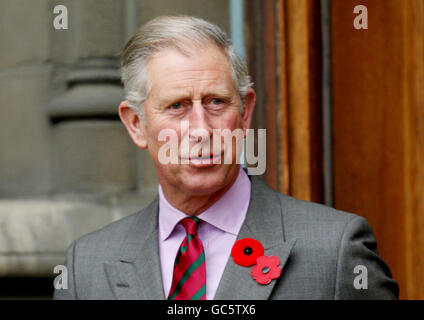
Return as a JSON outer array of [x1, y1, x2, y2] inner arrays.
[[160, 171, 239, 216]]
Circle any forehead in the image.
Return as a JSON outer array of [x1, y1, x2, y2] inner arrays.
[[146, 45, 235, 95]]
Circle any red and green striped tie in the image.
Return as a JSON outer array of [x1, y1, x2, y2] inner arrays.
[[167, 217, 206, 300]]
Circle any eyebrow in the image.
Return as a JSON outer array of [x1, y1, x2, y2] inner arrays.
[[157, 89, 236, 106]]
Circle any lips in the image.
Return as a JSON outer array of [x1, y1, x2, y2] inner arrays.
[[194, 155, 214, 160], [181, 153, 222, 166]]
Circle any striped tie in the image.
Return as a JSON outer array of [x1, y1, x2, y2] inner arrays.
[[167, 217, 206, 300]]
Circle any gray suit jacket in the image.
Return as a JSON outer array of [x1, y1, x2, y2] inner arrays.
[[53, 176, 398, 299]]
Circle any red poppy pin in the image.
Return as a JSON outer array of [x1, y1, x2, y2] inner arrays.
[[251, 255, 282, 285], [231, 238, 264, 267], [231, 238, 282, 285]]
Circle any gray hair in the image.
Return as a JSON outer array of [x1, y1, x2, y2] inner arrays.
[[120, 15, 253, 120]]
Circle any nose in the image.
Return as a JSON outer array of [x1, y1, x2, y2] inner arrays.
[[188, 100, 212, 142]]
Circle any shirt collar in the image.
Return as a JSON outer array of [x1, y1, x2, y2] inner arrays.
[[158, 167, 251, 241]]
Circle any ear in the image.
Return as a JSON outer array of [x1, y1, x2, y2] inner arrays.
[[241, 88, 256, 135], [118, 101, 148, 149]]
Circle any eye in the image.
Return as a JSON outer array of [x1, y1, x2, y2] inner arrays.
[[211, 98, 223, 105], [171, 103, 182, 110], [205, 97, 226, 108]]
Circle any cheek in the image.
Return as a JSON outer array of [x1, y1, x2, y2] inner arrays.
[[213, 113, 244, 160], [214, 112, 243, 130], [145, 121, 182, 155], [143, 107, 180, 144]]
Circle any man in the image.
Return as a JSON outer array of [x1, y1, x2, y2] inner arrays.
[[54, 15, 398, 300]]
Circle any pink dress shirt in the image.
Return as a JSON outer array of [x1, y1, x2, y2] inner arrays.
[[158, 167, 251, 300]]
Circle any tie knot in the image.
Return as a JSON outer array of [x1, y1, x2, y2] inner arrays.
[[180, 217, 200, 235]]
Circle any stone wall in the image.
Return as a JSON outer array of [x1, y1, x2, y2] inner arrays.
[[0, 0, 230, 285]]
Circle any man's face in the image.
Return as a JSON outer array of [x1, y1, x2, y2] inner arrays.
[[126, 45, 255, 197]]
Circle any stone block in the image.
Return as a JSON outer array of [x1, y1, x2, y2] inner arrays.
[[0, 199, 112, 276], [0, 192, 158, 276], [75, 0, 125, 58], [0, 65, 52, 197], [0, 0, 50, 69], [136, 149, 159, 193], [52, 120, 137, 194]]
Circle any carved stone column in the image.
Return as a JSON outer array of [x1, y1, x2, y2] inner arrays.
[[0, 0, 157, 278], [49, 0, 135, 195]]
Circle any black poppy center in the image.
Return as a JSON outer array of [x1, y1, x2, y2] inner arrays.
[[243, 246, 253, 255]]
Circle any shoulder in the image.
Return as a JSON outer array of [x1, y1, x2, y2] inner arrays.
[[276, 192, 374, 259], [249, 175, 375, 263], [70, 196, 158, 259], [250, 175, 360, 237], [66, 209, 141, 264], [75, 210, 139, 246], [249, 175, 367, 262], [278, 192, 360, 235]]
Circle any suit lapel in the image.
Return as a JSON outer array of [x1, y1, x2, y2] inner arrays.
[[104, 196, 165, 300], [214, 176, 297, 300]]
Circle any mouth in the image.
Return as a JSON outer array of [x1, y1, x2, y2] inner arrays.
[[195, 155, 215, 160], [182, 153, 222, 167]]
